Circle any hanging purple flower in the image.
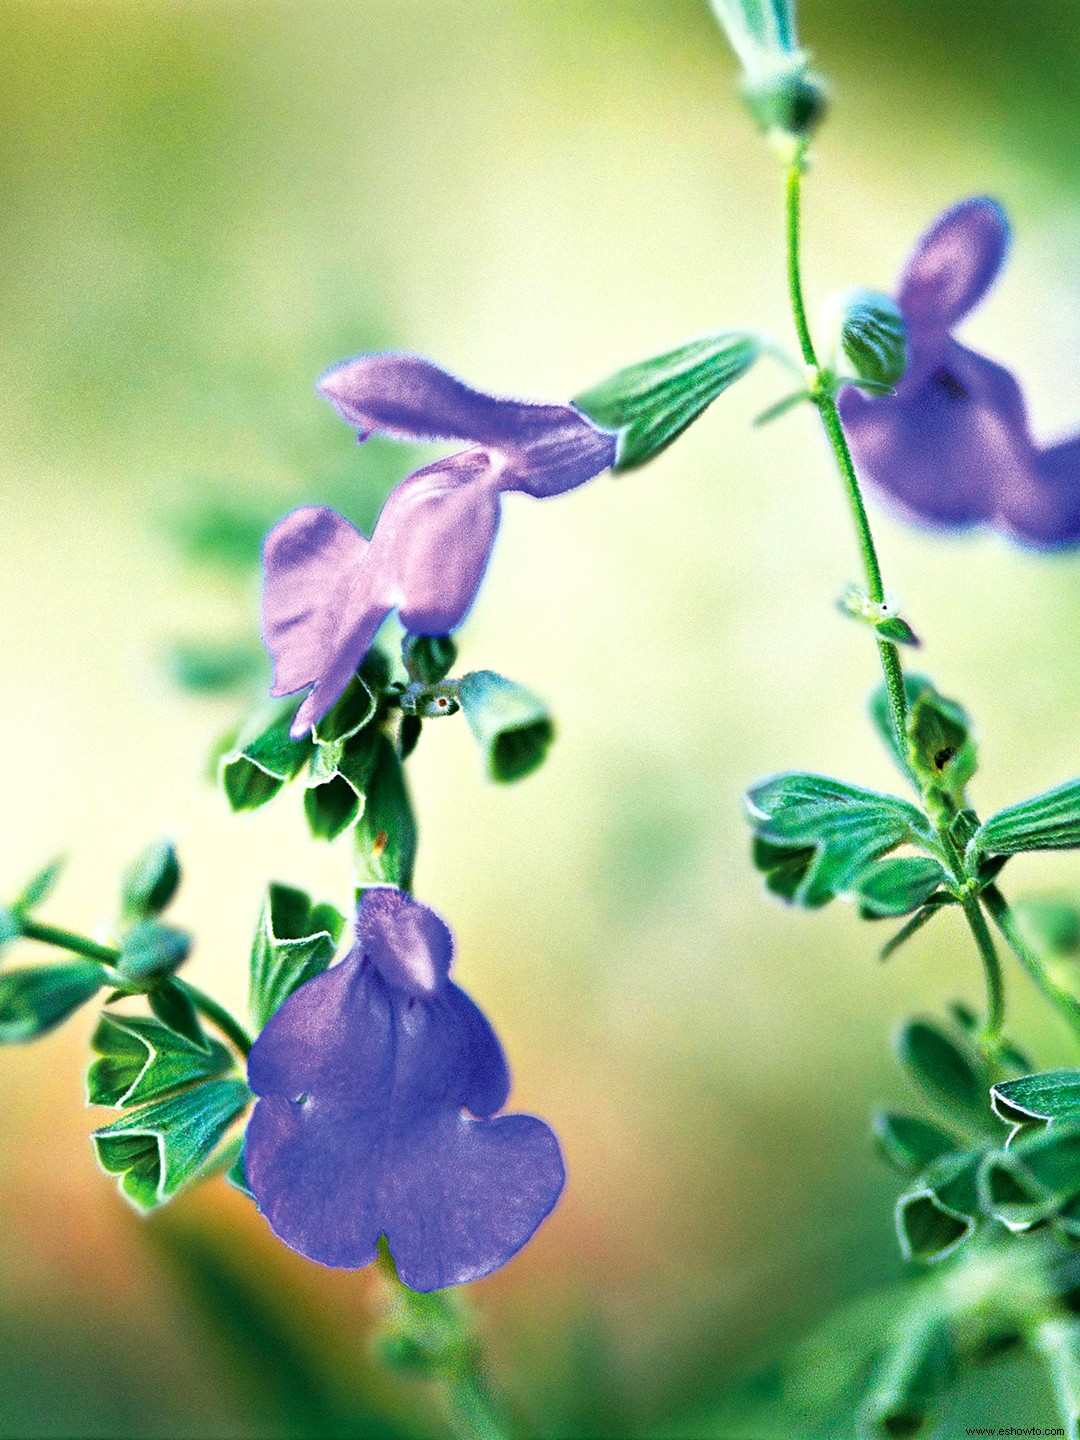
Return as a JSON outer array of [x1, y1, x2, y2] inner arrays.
[[263, 354, 617, 737], [838, 197, 1080, 548], [243, 885, 565, 1292]]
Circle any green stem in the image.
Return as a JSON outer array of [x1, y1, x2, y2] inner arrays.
[[961, 896, 1005, 1051], [17, 918, 252, 1058], [983, 884, 1080, 1043]]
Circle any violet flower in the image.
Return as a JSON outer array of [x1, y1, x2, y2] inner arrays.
[[839, 197, 1080, 547], [243, 885, 565, 1292], [263, 354, 617, 737]]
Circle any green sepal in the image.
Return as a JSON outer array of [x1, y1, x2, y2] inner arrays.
[[354, 735, 418, 890], [14, 856, 66, 914], [868, 673, 976, 806], [574, 331, 763, 471], [821, 287, 907, 389], [856, 856, 949, 920], [303, 725, 381, 842], [972, 778, 1080, 860], [249, 883, 343, 1031], [456, 671, 554, 783], [92, 1077, 251, 1212], [311, 673, 378, 747], [117, 921, 192, 983], [865, 1307, 954, 1435], [752, 389, 809, 427], [872, 1112, 958, 1177], [120, 842, 181, 924], [87, 1013, 232, 1108], [0, 962, 105, 1042], [399, 715, 423, 760], [744, 772, 932, 909], [148, 980, 208, 1049], [220, 697, 313, 812], [402, 634, 457, 685], [979, 1122, 1080, 1232], [895, 1019, 990, 1134], [875, 615, 920, 647], [225, 1145, 253, 1200], [991, 1071, 1080, 1128], [895, 1151, 981, 1264]]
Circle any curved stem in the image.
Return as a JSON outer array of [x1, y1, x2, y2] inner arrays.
[[961, 896, 1005, 1051], [983, 884, 1080, 1043], [16, 918, 252, 1058]]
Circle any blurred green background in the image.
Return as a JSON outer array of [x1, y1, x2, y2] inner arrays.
[[4, 0, 1080, 1434]]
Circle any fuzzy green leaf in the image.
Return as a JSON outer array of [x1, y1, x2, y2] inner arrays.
[[220, 697, 313, 812], [249, 883, 343, 1031], [87, 1014, 232, 1108], [991, 1071, 1080, 1128], [745, 772, 931, 909], [574, 331, 763, 471], [93, 1077, 251, 1211], [895, 1020, 990, 1132], [457, 671, 554, 784], [973, 778, 1080, 859], [872, 1112, 958, 1177], [0, 962, 104, 1042], [857, 856, 949, 920], [148, 980, 208, 1049]]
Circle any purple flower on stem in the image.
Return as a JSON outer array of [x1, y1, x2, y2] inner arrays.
[[263, 354, 617, 737], [839, 197, 1080, 547], [243, 885, 565, 1292]]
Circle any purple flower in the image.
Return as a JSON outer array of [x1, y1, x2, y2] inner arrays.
[[243, 885, 565, 1292], [839, 197, 1080, 547], [263, 354, 617, 737]]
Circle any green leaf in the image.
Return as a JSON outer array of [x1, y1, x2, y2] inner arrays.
[[991, 1071, 1080, 1128], [744, 773, 932, 909], [14, 856, 66, 913], [148, 980, 208, 1049], [874, 615, 919, 647], [249, 883, 343, 1031], [402, 634, 457, 685], [0, 962, 104, 1042], [872, 1112, 958, 1176], [121, 841, 181, 923], [895, 1020, 990, 1132], [354, 735, 418, 890], [1013, 896, 1080, 956], [979, 1122, 1080, 1232], [457, 671, 554, 783], [220, 697, 313, 812], [303, 725, 381, 842], [93, 1077, 251, 1211], [856, 856, 949, 920], [117, 922, 192, 983], [87, 1013, 232, 1107], [574, 331, 763, 471], [879, 901, 950, 962], [973, 778, 1080, 859]]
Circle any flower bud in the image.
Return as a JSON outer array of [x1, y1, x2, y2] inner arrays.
[[707, 0, 827, 140], [821, 288, 908, 389]]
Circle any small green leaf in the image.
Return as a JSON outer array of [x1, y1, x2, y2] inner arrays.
[[872, 1112, 958, 1176], [744, 772, 932, 909], [879, 901, 950, 962], [148, 980, 208, 1049], [906, 685, 977, 805], [249, 883, 343, 1031], [991, 1071, 1080, 1127], [220, 697, 313, 812], [457, 671, 554, 783], [857, 856, 949, 920], [402, 634, 457, 685], [895, 1020, 989, 1132], [0, 962, 104, 1042], [93, 1077, 251, 1211], [117, 922, 192, 983], [973, 779, 1080, 859], [0, 907, 20, 951], [875, 615, 920, 647], [87, 1014, 232, 1108], [574, 331, 763, 471], [354, 736, 418, 890], [14, 856, 66, 913], [121, 841, 181, 923]]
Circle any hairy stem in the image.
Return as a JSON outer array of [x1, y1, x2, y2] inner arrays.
[[17, 918, 252, 1058], [983, 885, 1080, 1043], [961, 896, 1005, 1051]]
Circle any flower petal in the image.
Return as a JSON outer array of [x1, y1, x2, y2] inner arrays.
[[1001, 435, 1080, 548], [261, 507, 392, 737], [897, 197, 1009, 334], [840, 338, 1036, 528], [319, 352, 615, 498], [244, 893, 562, 1289]]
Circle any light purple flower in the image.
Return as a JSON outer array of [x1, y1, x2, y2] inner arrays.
[[839, 197, 1080, 547], [244, 885, 565, 1292], [263, 354, 617, 737]]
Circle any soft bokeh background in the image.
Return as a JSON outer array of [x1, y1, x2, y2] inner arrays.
[[4, 1, 1080, 1434]]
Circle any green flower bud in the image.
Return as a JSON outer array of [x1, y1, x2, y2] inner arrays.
[[821, 288, 908, 390], [707, 0, 828, 140]]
